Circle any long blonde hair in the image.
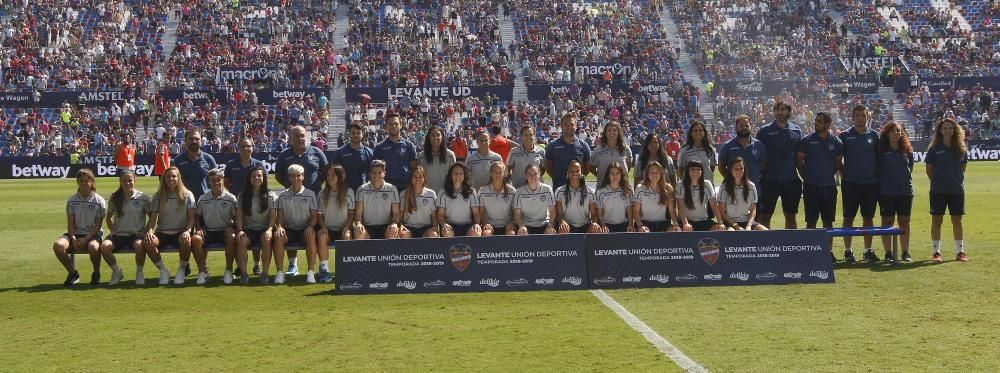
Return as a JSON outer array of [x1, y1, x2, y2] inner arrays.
[[641, 161, 674, 205], [157, 166, 190, 208], [402, 166, 427, 214]]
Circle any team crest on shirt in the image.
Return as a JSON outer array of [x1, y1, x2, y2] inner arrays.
[[540, 194, 547, 202], [381, 193, 389, 200], [88, 204, 95, 210], [449, 244, 473, 272], [828, 144, 835, 151], [698, 238, 721, 266], [422, 198, 430, 206]]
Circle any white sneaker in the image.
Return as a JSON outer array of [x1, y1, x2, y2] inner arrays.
[[158, 268, 171, 285], [109, 269, 124, 285], [196, 272, 209, 285], [274, 272, 285, 284], [135, 270, 145, 285], [306, 271, 316, 284], [173, 268, 185, 284], [223, 270, 233, 284]]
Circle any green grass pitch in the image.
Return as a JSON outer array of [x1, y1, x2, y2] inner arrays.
[[0, 163, 997, 371]]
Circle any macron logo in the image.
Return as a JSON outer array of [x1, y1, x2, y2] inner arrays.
[[12, 164, 71, 178]]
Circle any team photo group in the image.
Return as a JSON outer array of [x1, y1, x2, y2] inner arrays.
[[51, 100, 969, 286]]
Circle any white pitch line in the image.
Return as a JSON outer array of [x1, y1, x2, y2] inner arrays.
[[591, 289, 709, 373]]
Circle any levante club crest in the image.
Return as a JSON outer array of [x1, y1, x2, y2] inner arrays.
[[449, 244, 473, 272], [698, 238, 721, 266]]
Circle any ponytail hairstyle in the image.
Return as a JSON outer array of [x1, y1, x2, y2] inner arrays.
[[110, 169, 136, 218], [563, 158, 587, 206], [489, 161, 515, 199], [682, 160, 706, 209], [402, 166, 427, 214], [723, 157, 750, 204], [321, 164, 349, 210], [240, 165, 270, 216], [642, 161, 674, 206]]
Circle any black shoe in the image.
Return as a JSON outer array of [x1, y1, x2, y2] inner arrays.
[[863, 250, 880, 263], [883, 252, 895, 263], [844, 250, 857, 263], [90, 272, 100, 285], [63, 270, 80, 286], [234, 267, 242, 278], [901, 251, 912, 262], [184, 263, 191, 277], [830, 252, 838, 263], [253, 264, 261, 276]]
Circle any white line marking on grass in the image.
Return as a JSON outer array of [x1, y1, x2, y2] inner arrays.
[[591, 289, 709, 373]]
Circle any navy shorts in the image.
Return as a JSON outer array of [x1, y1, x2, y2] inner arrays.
[[449, 223, 474, 236], [879, 195, 914, 216], [641, 220, 673, 232], [525, 225, 549, 234], [929, 193, 965, 216], [364, 224, 389, 239], [842, 182, 879, 218], [404, 225, 431, 238], [284, 228, 306, 245], [759, 178, 802, 215], [570, 224, 591, 233], [154, 232, 181, 249], [605, 222, 629, 233], [244, 229, 267, 247], [323, 229, 343, 245], [62, 233, 104, 250], [107, 234, 140, 252], [201, 230, 228, 246], [733, 221, 765, 230], [690, 219, 717, 232], [803, 184, 838, 226]]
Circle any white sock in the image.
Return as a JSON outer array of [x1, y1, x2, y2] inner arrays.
[[956, 240, 964, 253], [932, 240, 941, 254], [864, 247, 873, 253], [292, 257, 298, 266], [110, 264, 120, 272], [319, 260, 329, 271]]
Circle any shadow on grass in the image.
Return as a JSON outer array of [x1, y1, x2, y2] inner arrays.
[[0, 274, 336, 293], [834, 259, 950, 272]]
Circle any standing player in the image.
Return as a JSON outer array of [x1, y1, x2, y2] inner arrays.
[[332, 121, 374, 191], [174, 129, 217, 200], [466, 131, 503, 189], [437, 163, 483, 237], [678, 120, 717, 184], [316, 165, 354, 282], [399, 166, 440, 238], [224, 137, 263, 275], [555, 159, 601, 234], [52, 169, 106, 286], [275, 125, 329, 276], [99, 170, 152, 285], [546, 113, 591, 191], [595, 162, 634, 233], [877, 121, 915, 262], [718, 115, 765, 188], [145, 167, 196, 285], [926, 118, 969, 262], [796, 112, 843, 260], [591, 121, 632, 186], [507, 125, 545, 188], [418, 126, 456, 193], [756, 101, 802, 229], [354, 160, 402, 240], [512, 164, 557, 235], [274, 165, 320, 284], [479, 162, 517, 236], [633, 162, 679, 232], [192, 169, 237, 284], [373, 113, 418, 192], [839, 105, 881, 262], [634, 133, 677, 188], [235, 165, 277, 284]]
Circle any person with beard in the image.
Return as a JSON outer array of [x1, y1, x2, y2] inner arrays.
[[838, 105, 881, 263], [718, 115, 766, 191], [174, 129, 218, 200], [331, 121, 373, 191], [796, 112, 843, 260], [373, 113, 418, 192], [275, 125, 329, 276], [546, 113, 591, 191], [756, 100, 803, 229]]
